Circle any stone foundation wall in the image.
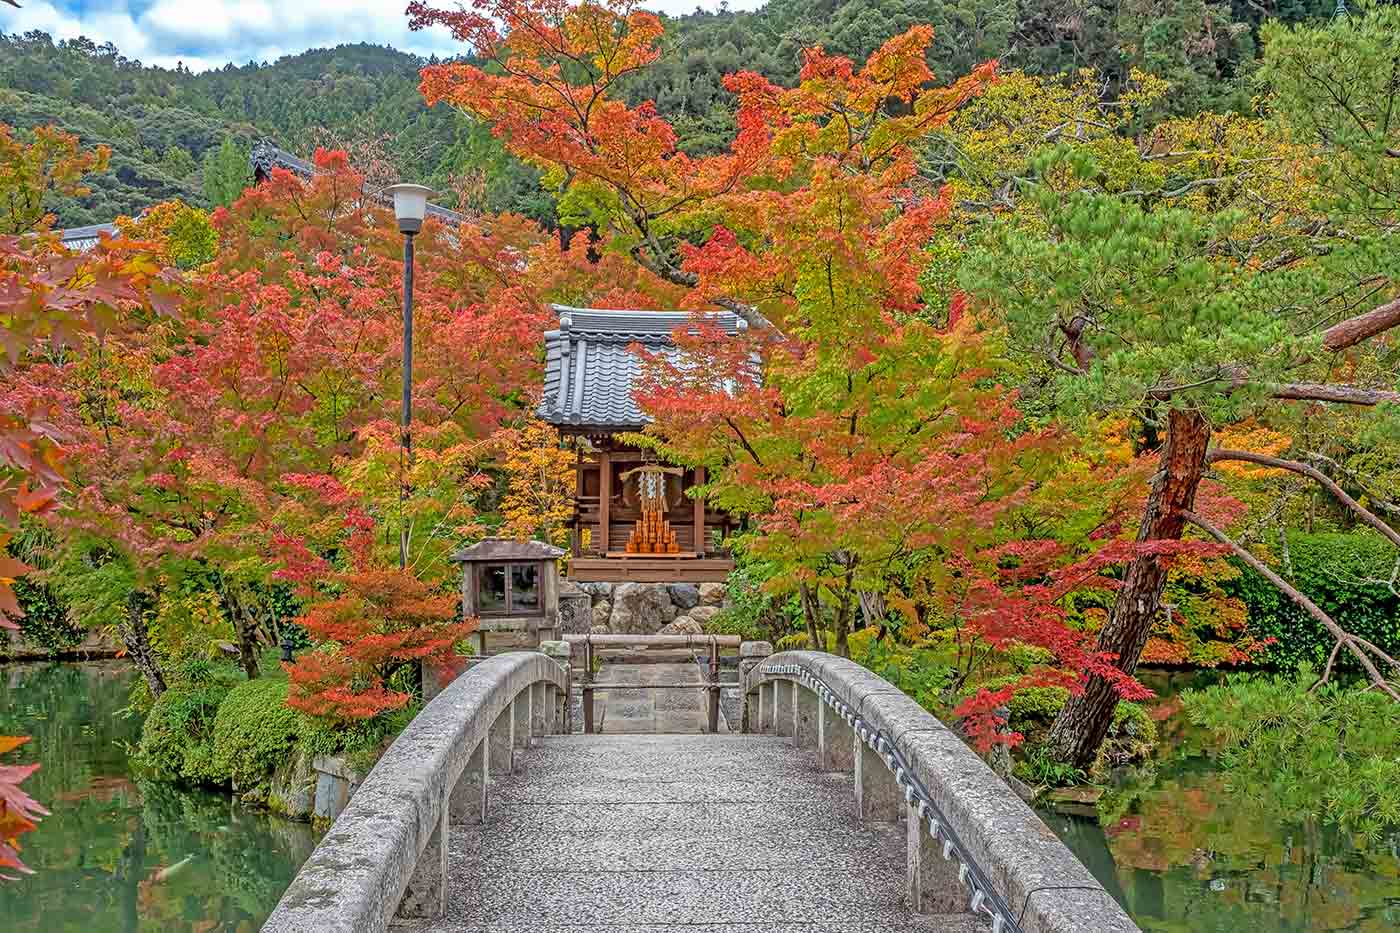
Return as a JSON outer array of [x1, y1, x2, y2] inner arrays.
[[566, 580, 729, 636]]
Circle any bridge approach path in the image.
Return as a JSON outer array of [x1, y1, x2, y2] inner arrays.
[[392, 731, 985, 932]]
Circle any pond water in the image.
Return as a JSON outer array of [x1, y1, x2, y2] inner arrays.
[[1039, 671, 1400, 932], [0, 662, 320, 932]]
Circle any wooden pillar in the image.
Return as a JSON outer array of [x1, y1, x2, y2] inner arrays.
[[692, 465, 706, 557], [571, 445, 583, 558], [598, 450, 611, 556]]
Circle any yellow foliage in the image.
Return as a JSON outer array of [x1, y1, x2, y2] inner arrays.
[[149, 588, 231, 660], [1213, 422, 1293, 478], [117, 199, 217, 270], [499, 417, 575, 546]]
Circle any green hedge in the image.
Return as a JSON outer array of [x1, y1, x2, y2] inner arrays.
[[136, 676, 233, 784], [211, 677, 301, 794], [1230, 532, 1400, 671]]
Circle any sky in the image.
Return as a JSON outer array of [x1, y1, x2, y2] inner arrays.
[[2, 0, 768, 72]]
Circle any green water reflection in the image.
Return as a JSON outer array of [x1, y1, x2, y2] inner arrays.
[[1039, 672, 1400, 932], [0, 662, 320, 932]]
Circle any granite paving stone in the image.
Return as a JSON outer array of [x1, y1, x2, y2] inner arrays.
[[393, 732, 987, 932]]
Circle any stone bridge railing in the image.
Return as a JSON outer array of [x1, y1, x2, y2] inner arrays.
[[262, 651, 568, 933], [743, 649, 1141, 933]]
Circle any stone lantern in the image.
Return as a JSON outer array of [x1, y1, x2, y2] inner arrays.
[[450, 538, 565, 655]]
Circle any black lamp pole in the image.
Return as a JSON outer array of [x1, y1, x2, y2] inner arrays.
[[385, 184, 431, 572], [399, 229, 415, 571]]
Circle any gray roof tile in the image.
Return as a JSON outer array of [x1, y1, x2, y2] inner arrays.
[[250, 140, 469, 226], [59, 222, 120, 253], [537, 304, 747, 431]]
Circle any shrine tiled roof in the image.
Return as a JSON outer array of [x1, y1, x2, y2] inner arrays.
[[537, 305, 747, 432], [250, 141, 469, 227], [58, 223, 119, 252]]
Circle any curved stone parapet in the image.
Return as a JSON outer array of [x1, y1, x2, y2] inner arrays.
[[263, 651, 568, 933], [743, 650, 1141, 933]]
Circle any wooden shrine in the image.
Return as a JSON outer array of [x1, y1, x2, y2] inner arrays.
[[537, 305, 744, 583]]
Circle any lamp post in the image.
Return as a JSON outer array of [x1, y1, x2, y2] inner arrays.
[[385, 183, 433, 570]]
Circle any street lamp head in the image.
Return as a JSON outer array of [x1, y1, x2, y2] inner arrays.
[[385, 183, 433, 235]]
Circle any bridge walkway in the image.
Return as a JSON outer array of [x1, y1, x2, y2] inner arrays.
[[393, 732, 986, 932], [584, 660, 730, 734]]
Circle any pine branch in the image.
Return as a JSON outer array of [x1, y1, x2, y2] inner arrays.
[[1183, 510, 1400, 701], [1206, 448, 1400, 550]]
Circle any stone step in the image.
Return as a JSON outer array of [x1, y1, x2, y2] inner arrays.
[[464, 798, 896, 835], [443, 828, 909, 872], [398, 919, 989, 933]]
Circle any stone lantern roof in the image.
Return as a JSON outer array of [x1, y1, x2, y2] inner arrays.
[[449, 537, 566, 563]]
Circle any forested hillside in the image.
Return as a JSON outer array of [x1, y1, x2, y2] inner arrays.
[[1, 0, 1337, 226]]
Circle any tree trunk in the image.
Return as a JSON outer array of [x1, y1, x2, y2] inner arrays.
[[1046, 407, 1212, 768], [235, 612, 261, 680], [858, 590, 887, 627], [229, 589, 263, 680], [834, 595, 851, 659], [120, 590, 166, 699], [799, 582, 823, 650]]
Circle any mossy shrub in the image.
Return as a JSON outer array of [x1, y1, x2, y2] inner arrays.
[[136, 677, 233, 784], [211, 677, 301, 797]]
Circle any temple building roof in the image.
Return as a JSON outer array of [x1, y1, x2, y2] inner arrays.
[[58, 222, 120, 252], [250, 140, 470, 227], [537, 304, 747, 433]]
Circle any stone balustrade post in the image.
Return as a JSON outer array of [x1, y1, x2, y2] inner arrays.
[[451, 738, 489, 824], [512, 690, 531, 755], [907, 798, 969, 914], [773, 679, 795, 738], [855, 731, 901, 823], [794, 682, 819, 749], [396, 789, 449, 919], [530, 681, 548, 738], [818, 697, 855, 772], [540, 640, 571, 734], [737, 641, 772, 733], [489, 702, 513, 779], [759, 682, 775, 733]]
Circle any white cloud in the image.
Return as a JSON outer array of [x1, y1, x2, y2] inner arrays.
[[2, 0, 769, 72]]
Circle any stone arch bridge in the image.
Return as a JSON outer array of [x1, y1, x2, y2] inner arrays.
[[262, 641, 1140, 933]]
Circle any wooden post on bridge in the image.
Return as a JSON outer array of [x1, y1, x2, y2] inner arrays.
[[707, 637, 720, 733], [582, 636, 596, 734]]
